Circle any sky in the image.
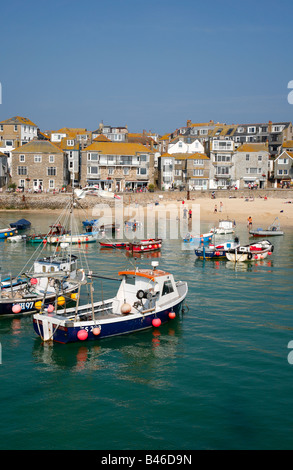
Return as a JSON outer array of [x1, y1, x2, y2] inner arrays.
[[1, 0, 293, 135]]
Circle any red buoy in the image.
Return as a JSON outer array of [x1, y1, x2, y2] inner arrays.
[[152, 318, 161, 327], [168, 311, 176, 319], [77, 329, 88, 341]]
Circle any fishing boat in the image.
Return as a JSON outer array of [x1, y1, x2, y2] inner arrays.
[[210, 219, 235, 235], [99, 241, 130, 249], [183, 232, 213, 245], [33, 261, 188, 343], [195, 238, 240, 260], [0, 227, 18, 239], [125, 220, 143, 230], [46, 232, 98, 245], [0, 253, 80, 316], [126, 238, 162, 253], [98, 223, 120, 234], [10, 219, 31, 230], [249, 217, 284, 237], [28, 224, 68, 244], [226, 240, 273, 262]]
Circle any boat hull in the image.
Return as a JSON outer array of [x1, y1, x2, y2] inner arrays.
[[0, 286, 78, 317], [33, 298, 185, 344], [194, 249, 227, 259], [0, 228, 17, 239], [250, 230, 284, 237], [226, 250, 269, 262]]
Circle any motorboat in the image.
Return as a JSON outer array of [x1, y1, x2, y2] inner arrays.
[[226, 240, 274, 262], [33, 261, 188, 343]]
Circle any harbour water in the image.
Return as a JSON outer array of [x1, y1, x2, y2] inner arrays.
[[0, 211, 293, 450]]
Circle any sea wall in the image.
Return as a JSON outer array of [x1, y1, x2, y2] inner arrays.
[[0, 188, 292, 210]]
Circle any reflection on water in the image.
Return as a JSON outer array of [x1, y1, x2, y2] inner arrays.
[[31, 319, 184, 377]]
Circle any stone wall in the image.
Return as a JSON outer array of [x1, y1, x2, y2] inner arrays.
[[0, 187, 292, 210]]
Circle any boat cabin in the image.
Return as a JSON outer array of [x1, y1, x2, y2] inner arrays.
[[116, 264, 179, 314]]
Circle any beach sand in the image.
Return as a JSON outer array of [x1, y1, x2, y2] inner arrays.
[[1, 195, 292, 229]]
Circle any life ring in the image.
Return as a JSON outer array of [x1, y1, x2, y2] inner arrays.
[[247, 252, 252, 260]]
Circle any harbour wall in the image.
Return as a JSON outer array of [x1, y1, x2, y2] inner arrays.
[[0, 188, 292, 210]]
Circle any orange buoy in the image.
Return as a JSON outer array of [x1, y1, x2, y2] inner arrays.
[[92, 327, 101, 336], [168, 311, 176, 319]]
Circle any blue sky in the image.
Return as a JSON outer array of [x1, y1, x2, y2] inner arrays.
[[1, 0, 293, 134]]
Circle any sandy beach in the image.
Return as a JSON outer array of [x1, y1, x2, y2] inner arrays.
[[0, 194, 292, 229]]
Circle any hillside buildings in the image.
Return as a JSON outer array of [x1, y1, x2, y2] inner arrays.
[[1, 115, 292, 191]]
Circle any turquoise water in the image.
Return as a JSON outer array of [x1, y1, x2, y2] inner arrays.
[[0, 211, 293, 450]]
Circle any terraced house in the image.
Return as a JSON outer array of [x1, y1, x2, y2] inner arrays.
[[11, 140, 68, 191], [158, 152, 210, 190], [0, 116, 38, 172], [81, 141, 155, 191]]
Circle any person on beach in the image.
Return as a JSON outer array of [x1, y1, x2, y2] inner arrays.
[[219, 201, 223, 212], [247, 216, 252, 228], [214, 204, 217, 213], [188, 209, 192, 219], [183, 207, 187, 219]]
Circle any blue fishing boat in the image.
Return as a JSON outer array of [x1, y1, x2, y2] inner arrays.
[[195, 238, 240, 260], [33, 261, 188, 343], [183, 231, 213, 245], [0, 227, 17, 239], [10, 219, 31, 230]]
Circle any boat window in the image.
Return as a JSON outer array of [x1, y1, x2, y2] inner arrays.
[[162, 280, 174, 296], [125, 275, 135, 285], [42, 266, 46, 273]]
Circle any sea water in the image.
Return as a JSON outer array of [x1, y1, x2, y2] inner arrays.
[[0, 211, 293, 450]]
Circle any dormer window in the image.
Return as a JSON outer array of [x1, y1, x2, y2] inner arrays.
[[67, 140, 74, 146]]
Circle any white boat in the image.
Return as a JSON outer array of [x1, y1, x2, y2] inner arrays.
[[7, 234, 27, 242], [46, 232, 98, 245], [33, 261, 188, 343], [211, 219, 235, 235], [249, 217, 284, 237], [226, 240, 274, 262]]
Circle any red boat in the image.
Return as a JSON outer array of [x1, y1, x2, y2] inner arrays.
[[99, 242, 129, 249], [126, 238, 162, 253]]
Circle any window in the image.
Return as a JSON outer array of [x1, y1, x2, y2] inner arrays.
[[216, 167, 229, 175], [88, 153, 99, 161], [279, 158, 288, 164], [193, 159, 202, 165], [258, 155, 262, 161], [175, 169, 181, 176], [0, 125, 3, 131], [67, 140, 74, 146], [162, 280, 174, 296], [47, 167, 56, 176], [34, 155, 42, 163], [193, 169, 203, 176], [6, 140, 13, 146], [49, 180, 55, 189], [200, 129, 208, 135], [246, 154, 250, 161], [246, 168, 257, 174], [248, 127, 256, 133], [108, 167, 114, 175], [123, 167, 129, 175], [87, 166, 98, 174], [137, 168, 147, 175], [19, 155, 25, 162], [19, 179, 25, 187], [14, 125, 18, 132], [17, 166, 27, 175], [139, 155, 147, 162], [49, 155, 54, 163]]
